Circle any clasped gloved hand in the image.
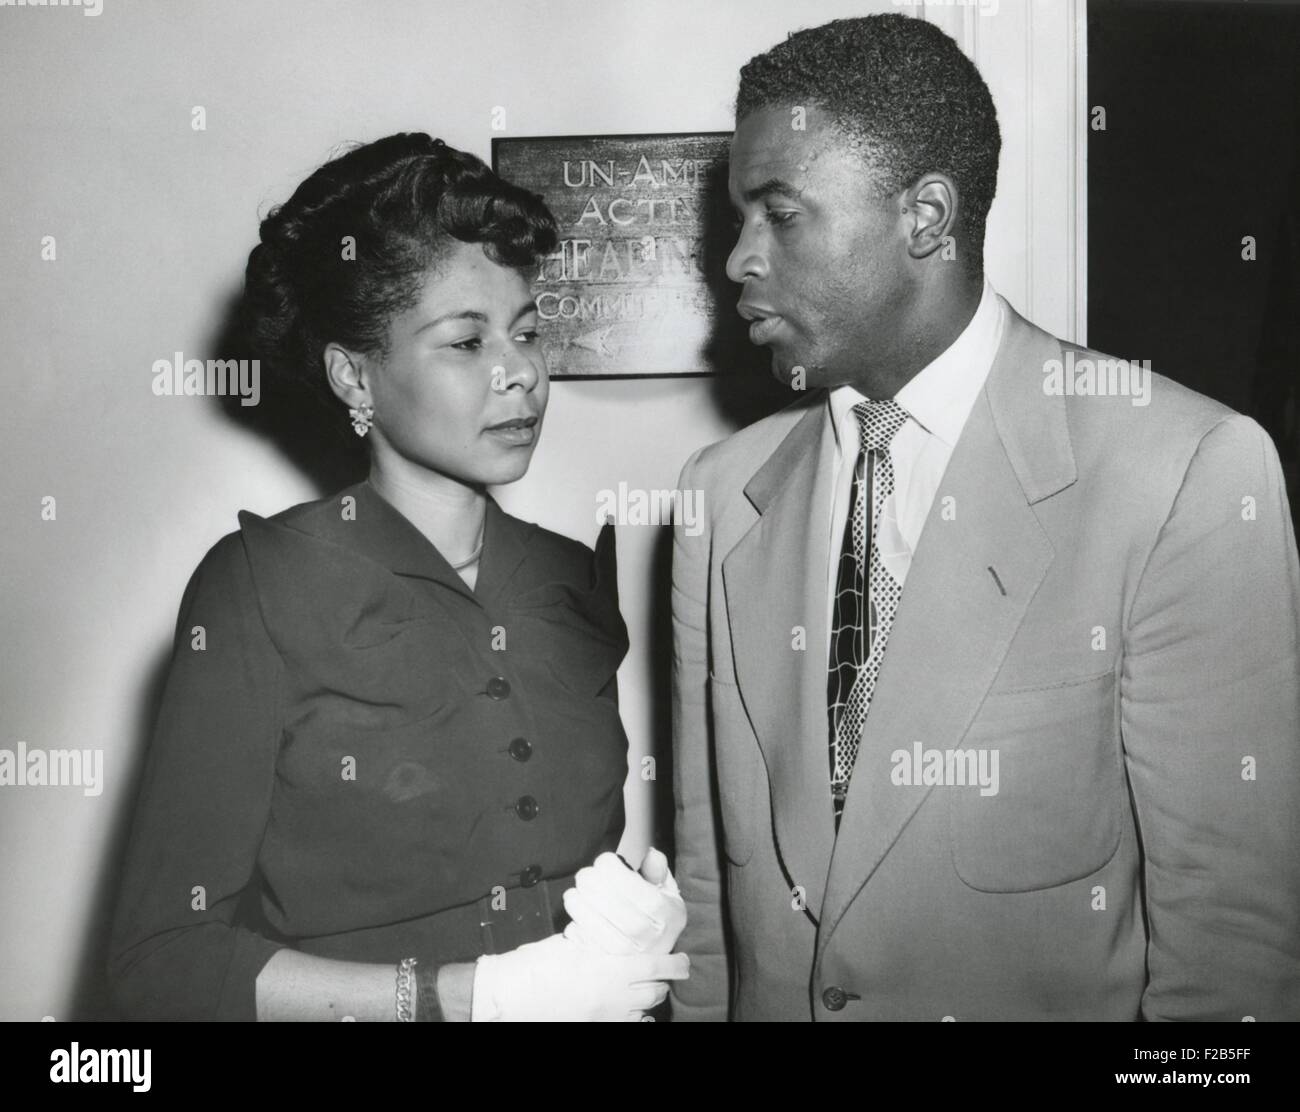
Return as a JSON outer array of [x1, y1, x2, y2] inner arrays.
[[561, 848, 688, 956], [471, 932, 689, 1022]]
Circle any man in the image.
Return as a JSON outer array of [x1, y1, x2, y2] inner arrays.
[[670, 14, 1300, 1021]]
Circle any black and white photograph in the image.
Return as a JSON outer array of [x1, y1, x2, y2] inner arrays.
[[1, 0, 1297, 1091]]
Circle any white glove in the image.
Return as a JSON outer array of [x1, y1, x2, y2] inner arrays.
[[471, 933, 689, 1022], [561, 848, 687, 956]]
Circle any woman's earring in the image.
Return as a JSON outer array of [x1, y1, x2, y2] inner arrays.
[[349, 402, 374, 438]]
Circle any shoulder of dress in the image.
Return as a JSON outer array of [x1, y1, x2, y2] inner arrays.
[[174, 528, 260, 615], [257, 487, 359, 531], [505, 516, 626, 650], [229, 502, 415, 661], [523, 518, 597, 567]]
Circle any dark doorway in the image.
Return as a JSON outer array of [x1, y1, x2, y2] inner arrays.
[[1088, 0, 1300, 528]]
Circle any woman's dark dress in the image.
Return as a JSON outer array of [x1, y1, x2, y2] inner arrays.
[[108, 480, 630, 1020]]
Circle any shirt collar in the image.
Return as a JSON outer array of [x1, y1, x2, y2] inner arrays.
[[829, 279, 1004, 450]]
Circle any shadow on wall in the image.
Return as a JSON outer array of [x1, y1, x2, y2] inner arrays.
[[698, 156, 799, 428], [210, 291, 372, 493], [67, 647, 169, 1021]]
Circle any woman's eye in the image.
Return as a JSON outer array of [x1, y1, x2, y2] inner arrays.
[[451, 337, 483, 351], [515, 329, 540, 345]]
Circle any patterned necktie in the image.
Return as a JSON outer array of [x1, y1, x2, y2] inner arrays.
[[827, 398, 910, 826]]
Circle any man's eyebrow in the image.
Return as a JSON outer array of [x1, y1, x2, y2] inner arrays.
[[739, 177, 805, 204]]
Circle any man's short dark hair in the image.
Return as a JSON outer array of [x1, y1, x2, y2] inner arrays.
[[736, 14, 1001, 268]]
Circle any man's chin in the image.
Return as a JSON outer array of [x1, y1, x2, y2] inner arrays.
[[769, 352, 825, 391], [767, 350, 796, 384]]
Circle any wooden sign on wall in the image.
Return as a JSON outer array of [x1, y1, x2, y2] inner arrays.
[[493, 132, 746, 378]]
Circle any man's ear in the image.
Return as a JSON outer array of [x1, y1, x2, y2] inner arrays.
[[902, 174, 961, 261], [323, 342, 370, 410]]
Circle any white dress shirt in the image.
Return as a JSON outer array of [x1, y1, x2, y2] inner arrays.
[[825, 281, 1006, 653]]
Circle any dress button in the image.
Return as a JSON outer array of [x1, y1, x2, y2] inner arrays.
[[822, 986, 847, 1011], [508, 737, 533, 762], [514, 795, 539, 821], [520, 864, 542, 887], [486, 676, 511, 700]]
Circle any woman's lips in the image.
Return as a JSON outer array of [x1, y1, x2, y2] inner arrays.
[[484, 418, 538, 447]]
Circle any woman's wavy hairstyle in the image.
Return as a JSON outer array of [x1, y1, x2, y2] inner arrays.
[[239, 133, 558, 435]]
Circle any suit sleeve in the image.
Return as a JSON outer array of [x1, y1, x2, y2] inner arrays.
[[1122, 414, 1300, 1020], [669, 447, 731, 1021], [108, 532, 288, 1020]]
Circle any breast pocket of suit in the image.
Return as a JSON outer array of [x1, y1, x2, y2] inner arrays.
[[948, 670, 1122, 892], [708, 672, 762, 867]]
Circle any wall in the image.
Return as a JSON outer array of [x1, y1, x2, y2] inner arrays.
[[0, 0, 1082, 1019]]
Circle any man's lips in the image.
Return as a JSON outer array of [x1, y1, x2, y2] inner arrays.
[[748, 316, 784, 345], [737, 302, 785, 345]]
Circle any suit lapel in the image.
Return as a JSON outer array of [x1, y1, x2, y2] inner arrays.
[[723, 395, 838, 918], [819, 303, 1078, 940]]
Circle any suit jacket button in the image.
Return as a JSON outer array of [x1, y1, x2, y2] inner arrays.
[[486, 676, 511, 700], [521, 864, 542, 887], [508, 737, 533, 762], [822, 986, 847, 1011], [514, 795, 539, 821]]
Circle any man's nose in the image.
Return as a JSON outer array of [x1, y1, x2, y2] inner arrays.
[[726, 226, 769, 285]]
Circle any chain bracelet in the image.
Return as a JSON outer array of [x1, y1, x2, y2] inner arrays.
[[396, 956, 418, 1022]]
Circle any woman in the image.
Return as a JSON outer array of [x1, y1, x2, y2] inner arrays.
[[108, 133, 687, 1020]]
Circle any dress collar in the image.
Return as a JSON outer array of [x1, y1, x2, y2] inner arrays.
[[304, 479, 536, 608]]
